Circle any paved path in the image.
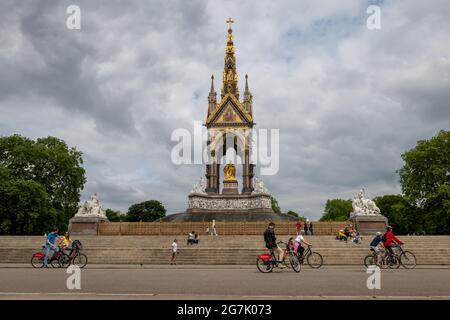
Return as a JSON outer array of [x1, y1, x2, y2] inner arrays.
[[1, 265, 450, 299]]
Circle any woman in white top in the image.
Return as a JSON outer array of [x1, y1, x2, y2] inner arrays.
[[294, 230, 312, 256]]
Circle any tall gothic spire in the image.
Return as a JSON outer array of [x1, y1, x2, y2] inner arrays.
[[243, 74, 253, 114], [208, 75, 217, 116], [221, 17, 239, 99]]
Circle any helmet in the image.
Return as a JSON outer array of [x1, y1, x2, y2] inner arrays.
[[387, 225, 392, 230], [376, 231, 382, 236]]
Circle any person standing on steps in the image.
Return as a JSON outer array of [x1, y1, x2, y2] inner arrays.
[[309, 222, 314, 236], [170, 239, 178, 265], [295, 220, 303, 234]]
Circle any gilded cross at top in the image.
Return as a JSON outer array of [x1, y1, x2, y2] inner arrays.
[[226, 17, 234, 29]]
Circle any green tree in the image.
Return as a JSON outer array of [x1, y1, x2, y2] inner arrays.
[[106, 209, 125, 222], [127, 200, 166, 222], [0, 166, 60, 234], [0, 135, 86, 233], [399, 130, 450, 234], [374, 195, 418, 235], [287, 210, 299, 218], [320, 199, 352, 221], [271, 197, 281, 214]]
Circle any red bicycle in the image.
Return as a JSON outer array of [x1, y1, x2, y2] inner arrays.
[[31, 246, 69, 268], [256, 240, 301, 273]]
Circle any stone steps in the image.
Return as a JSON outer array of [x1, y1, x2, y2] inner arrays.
[[1, 235, 449, 265]]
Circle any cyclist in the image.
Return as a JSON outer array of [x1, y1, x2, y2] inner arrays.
[[383, 225, 404, 258], [263, 222, 284, 267], [294, 230, 312, 258], [369, 231, 384, 264], [43, 228, 60, 268]]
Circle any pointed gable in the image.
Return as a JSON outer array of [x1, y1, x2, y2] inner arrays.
[[206, 94, 253, 127]]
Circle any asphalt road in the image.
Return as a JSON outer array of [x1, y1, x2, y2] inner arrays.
[[1, 265, 450, 299]]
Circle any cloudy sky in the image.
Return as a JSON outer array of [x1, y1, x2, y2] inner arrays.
[[1, 0, 449, 219]]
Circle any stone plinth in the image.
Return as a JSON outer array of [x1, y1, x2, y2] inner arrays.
[[222, 180, 239, 195], [350, 215, 388, 235], [68, 216, 108, 235], [187, 193, 273, 214]]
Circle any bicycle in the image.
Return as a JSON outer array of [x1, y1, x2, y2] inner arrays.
[[296, 245, 323, 268], [65, 240, 88, 268], [31, 246, 69, 268], [256, 240, 301, 273], [364, 244, 416, 269]]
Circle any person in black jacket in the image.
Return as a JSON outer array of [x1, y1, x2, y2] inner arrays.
[[263, 222, 284, 266]]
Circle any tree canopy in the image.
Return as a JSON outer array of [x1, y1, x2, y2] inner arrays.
[[0, 135, 86, 234], [271, 197, 281, 214], [127, 200, 166, 222], [319, 199, 352, 221], [399, 130, 450, 234]]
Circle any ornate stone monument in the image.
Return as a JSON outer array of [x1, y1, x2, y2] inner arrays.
[[349, 189, 388, 235], [68, 193, 108, 235], [164, 19, 294, 222]]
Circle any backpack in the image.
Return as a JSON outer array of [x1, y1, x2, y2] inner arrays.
[[72, 240, 82, 250]]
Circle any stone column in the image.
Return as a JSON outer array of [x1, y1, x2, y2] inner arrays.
[[242, 149, 252, 194], [216, 163, 221, 193]]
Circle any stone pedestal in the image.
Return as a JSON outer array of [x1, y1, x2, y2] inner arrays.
[[222, 180, 239, 195], [350, 215, 388, 235], [68, 216, 108, 235]]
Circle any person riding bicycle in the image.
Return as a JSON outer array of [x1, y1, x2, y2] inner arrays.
[[263, 222, 284, 267], [294, 230, 312, 257], [383, 226, 404, 257], [43, 228, 60, 268], [369, 231, 384, 264]]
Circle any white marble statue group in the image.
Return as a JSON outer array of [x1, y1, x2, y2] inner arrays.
[[351, 189, 381, 217], [75, 193, 107, 218]]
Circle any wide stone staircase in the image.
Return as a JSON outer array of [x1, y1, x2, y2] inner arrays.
[[0, 235, 449, 265]]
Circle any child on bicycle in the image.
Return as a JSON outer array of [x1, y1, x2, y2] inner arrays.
[[294, 230, 312, 257]]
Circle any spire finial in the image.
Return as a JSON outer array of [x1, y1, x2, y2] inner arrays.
[[210, 75, 215, 91], [226, 17, 234, 30], [245, 74, 249, 91]]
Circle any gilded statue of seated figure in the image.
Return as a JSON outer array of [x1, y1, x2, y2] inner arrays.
[[223, 162, 236, 181]]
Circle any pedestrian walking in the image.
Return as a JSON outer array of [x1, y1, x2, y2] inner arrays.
[[309, 222, 314, 235]]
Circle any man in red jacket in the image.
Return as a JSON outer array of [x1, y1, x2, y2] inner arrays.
[[383, 225, 404, 257]]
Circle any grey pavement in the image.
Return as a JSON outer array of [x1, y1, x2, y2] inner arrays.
[[0, 265, 450, 299]]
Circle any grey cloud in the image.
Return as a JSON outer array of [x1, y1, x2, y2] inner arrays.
[[1, 0, 449, 219]]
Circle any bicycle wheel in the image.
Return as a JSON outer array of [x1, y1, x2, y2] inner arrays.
[[307, 252, 323, 268], [386, 255, 400, 269], [31, 254, 44, 268], [71, 253, 88, 268], [400, 251, 417, 269], [50, 256, 61, 268], [256, 257, 273, 273], [364, 255, 377, 268], [282, 253, 292, 268], [59, 253, 71, 268], [289, 252, 301, 273]]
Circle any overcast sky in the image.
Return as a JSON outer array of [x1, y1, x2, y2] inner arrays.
[[1, 0, 449, 219]]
